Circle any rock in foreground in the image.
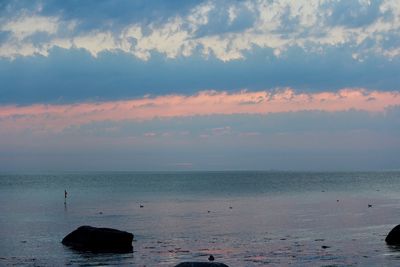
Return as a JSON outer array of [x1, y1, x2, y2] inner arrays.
[[62, 225, 133, 253], [386, 224, 400, 245], [174, 262, 229, 267]]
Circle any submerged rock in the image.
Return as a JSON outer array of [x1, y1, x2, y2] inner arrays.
[[174, 263, 229, 267], [386, 224, 400, 245], [62, 225, 133, 253]]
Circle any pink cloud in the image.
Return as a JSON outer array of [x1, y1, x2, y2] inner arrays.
[[0, 88, 399, 133]]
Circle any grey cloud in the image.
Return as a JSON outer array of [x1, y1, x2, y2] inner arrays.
[[56, 108, 400, 138], [194, 1, 256, 37], [325, 0, 384, 28], [0, 46, 399, 104], [1, 109, 400, 171]]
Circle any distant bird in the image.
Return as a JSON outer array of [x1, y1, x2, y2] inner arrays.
[[208, 255, 214, 261], [140, 205, 144, 208], [368, 204, 372, 208]]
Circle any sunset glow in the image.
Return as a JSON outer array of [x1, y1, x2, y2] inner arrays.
[[1, 88, 399, 133]]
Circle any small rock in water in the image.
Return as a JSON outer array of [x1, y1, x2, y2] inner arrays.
[[336, 199, 339, 202], [368, 204, 372, 208], [386, 224, 400, 245], [98, 211, 103, 214], [140, 205, 144, 208], [207, 210, 211, 213], [208, 255, 215, 261], [229, 206, 232, 209]]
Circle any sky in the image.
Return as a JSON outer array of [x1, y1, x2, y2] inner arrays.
[[1, 0, 400, 171]]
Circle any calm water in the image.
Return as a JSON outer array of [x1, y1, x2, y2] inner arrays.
[[1, 171, 400, 266]]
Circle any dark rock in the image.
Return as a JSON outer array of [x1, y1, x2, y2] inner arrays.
[[62, 225, 133, 253], [208, 255, 214, 261], [386, 224, 400, 245], [174, 263, 229, 267]]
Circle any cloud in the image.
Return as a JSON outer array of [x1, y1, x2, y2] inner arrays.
[[72, 31, 117, 57], [1, 1, 399, 106], [1, 107, 400, 171], [0, 88, 399, 133], [1, 0, 400, 60], [1, 15, 59, 40], [1, 45, 400, 105], [325, 0, 384, 28], [0, 13, 76, 58]]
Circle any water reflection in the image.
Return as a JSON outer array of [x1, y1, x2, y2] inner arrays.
[[2, 172, 400, 266], [386, 245, 400, 261], [65, 250, 135, 266]]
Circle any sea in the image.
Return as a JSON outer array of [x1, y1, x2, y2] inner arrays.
[[1, 171, 400, 266]]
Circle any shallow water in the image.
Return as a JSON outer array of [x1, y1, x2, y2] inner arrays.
[[1, 171, 400, 266]]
